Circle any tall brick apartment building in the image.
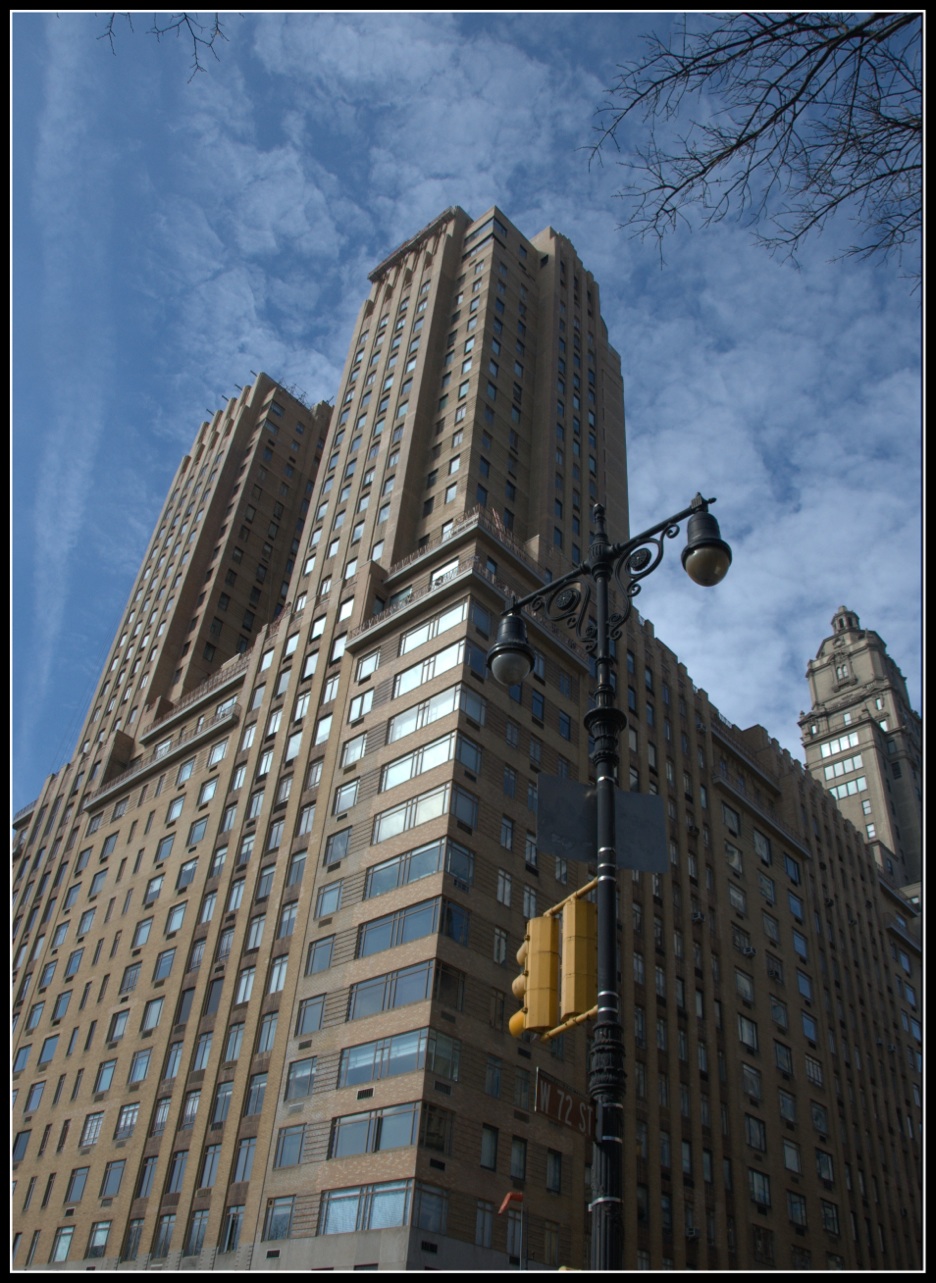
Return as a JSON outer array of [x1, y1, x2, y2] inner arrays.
[[11, 207, 922, 1270]]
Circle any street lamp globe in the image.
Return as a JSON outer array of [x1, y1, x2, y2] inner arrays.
[[486, 612, 535, 686], [681, 509, 733, 587]]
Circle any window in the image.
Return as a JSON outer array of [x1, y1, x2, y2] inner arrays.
[[95, 1058, 117, 1091], [128, 1048, 152, 1084], [164, 1041, 183, 1078], [225, 1024, 244, 1062], [358, 897, 467, 958], [108, 1008, 131, 1042], [339, 1026, 459, 1088], [738, 1015, 758, 1051], [199, 1144, 221, 1189], [152, 1213, 176, 1258], [811, 1100, 829, 1134], [185, 1209, 209, 1257], [212, 1080, 234, 1124], [245, 1073, 267, 1115], [287, 849, 308, 885], [147, 1095, 168, 1139], [50, 1227, 75, 1263], [306, 937, 334, 974], [218, 1204, 244, 1255], [325, 829, 351, 866], [278, 901, 297, 938], [348, 959, 464, 1021], [496, 869, 512, 907], [319, 1178, 443, 1236], [25, 1082, 45, 1113], [167, 1149, 188, 1194], [820, 1200, 840, 1234], [481, 1125, 498, 1170], [285, 1057, 316, 1100], [246, 914, 265, 951], [787, 1191, 808, 1227], [316, 881, 343, 917], [342, 733, 366, 767], [177, 858, 197, 890], [268, 956, 288, 993], [784, 1139, 802, 1173], [232, 1137, 256, 1183], [357, 649, 380, 680], [263, 1196, 295, 1241], [335, 779, 359, 813], [296, 994, 325, 1036], [749, 1168, 771, 1208], [746, 1115, 767, 1151], [485, 1056, 502, 1097], [805, 1055, 824, 1086], [741, 1062, 762, 1101], [144, 874, 164, 905], [193, 1032, 213, 1071], [141, 997, 164, 1031], [476, 1200, 494, 1249], [275, 1125, 305, 1168], [235, 967, 255, 1004], [65, 1167, 89, 1203]]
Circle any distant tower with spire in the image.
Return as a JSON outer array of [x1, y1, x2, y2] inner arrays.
[[800, 606, 921, 886]]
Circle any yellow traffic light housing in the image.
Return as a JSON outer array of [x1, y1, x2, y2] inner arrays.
[[509, 916, 560, 1037], [561, 896, 597, 1022]]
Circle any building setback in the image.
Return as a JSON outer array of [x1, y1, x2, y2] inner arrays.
[[11, 207, 921, 1271]]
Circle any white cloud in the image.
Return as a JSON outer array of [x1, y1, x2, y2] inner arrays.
[[12, 11, 921, 811]]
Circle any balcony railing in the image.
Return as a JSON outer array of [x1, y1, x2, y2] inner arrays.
[[350, 526, 588, 666], [82, 704, 242, 808], [139, 651, 251, 742]]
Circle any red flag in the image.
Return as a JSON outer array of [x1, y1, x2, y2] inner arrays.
[[498, 1191, 524, 1215]]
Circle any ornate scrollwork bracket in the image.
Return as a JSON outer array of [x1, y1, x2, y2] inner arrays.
[[606, 522, 683, 640], [524, 522, 685, 654], [526, 579, 595, 650]]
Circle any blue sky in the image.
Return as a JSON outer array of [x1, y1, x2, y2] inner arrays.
[[12, 13, 922, 812]]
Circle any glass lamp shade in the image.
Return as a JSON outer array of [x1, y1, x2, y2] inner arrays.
[[681, 511, 732, 587], [486, 613, 535, 686]]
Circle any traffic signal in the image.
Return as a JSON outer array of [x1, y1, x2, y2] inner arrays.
[[560, 896, 597, 1022], [509, 915, 559, 1037]]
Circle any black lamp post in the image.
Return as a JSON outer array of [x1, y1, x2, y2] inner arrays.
[[486, 494, 731, 1272]]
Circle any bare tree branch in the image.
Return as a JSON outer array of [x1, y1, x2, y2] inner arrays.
[[592, 12, 921, 279], [97, 13, 229, 81]]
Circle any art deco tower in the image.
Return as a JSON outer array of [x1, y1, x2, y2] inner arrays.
[[12, 209, 921, 1272], [799, 606, 922, 887]]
